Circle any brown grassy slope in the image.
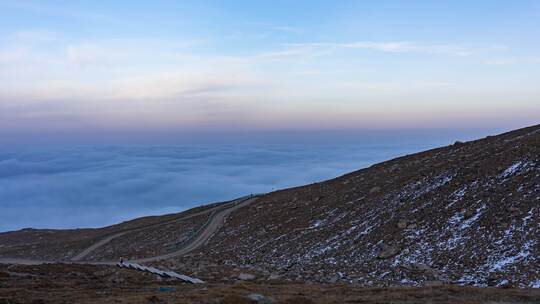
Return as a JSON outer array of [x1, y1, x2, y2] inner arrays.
[[1, 263, 539, 304], [0, 199, 225, 261]]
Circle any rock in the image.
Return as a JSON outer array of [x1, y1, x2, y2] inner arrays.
[[369, 186, 381, 194], [463, 209, 475, 218], [92, 270, 109, 277], [246, 293, 274, 303], [328, 276, 339, 284], [406, 223, 417, 229], [377, 243, 400, 259], [397, 219, 408, 229], [146, 295, 162, 304], [507, 206, 520, 216], [411, 263, 446, 281], [221, 295, 251, 304], [238, 273, 256, 281], [157, 286, 175, 292], [267, 274, 281, 280], [424, 280, 445, 287], [411, 263, 432, 272], [283, 297, 315, 304], [389, 164, 399, 172], [507, 206, 518, 212], [108, 272, 125, 284]]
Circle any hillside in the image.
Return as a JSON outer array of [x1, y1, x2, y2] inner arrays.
[[1, 124, 539, 289], [174, 124, 540, 287], [0, 199, 227, 261]]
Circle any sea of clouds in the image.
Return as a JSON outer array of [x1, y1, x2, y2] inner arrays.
[[0, 140, 462, 232]]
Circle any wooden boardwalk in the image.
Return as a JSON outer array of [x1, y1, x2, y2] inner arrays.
[[117, 261, 204, 284]]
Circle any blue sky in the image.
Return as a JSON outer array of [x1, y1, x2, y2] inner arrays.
[[0, 0, 539, 143]]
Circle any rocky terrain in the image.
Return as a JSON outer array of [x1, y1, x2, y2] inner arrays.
[[1, 263, 539, 304], [1, 124, 539, 302], [178, 124, 540, 288]]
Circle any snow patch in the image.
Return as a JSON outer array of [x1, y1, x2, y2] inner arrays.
[[500, 161, 535, 179], [490, 240, 535, 272], [460, 203, 486, 230]]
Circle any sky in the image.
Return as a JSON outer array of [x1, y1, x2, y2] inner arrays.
[[0, 0, 539, 144], [1, 1, 538, 231]]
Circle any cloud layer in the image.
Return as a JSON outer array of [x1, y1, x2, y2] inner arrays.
[[0, 141, 447, 232]]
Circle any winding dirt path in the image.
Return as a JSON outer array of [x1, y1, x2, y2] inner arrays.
[[71, 199, 241, 262], [0, 195, 257, 265], [131, 197, 256, 263]]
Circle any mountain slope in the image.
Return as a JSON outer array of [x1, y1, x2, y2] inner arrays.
[[1, 124, 539, 288], [0, 199, 226, 261], [185, 124, 540, 287]]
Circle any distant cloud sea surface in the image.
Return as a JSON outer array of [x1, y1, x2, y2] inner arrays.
[[0, 136, 478, 232]]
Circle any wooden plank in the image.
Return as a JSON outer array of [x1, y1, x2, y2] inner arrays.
[[117, 261, 204, 283]]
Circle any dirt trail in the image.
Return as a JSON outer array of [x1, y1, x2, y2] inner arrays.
[[0, 196, 258, 266], [0, 258, 49, 265], [71, 200, 238, 262], [130, 197, 257, 263]]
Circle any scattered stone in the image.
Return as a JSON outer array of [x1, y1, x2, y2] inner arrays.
[[397, 219, 408, 229], [267, 274, 281, 280], [377, 243, 400, 259], [507, 206, 520, 215], [424, 280, 445, 287], [389, 164, 400, 172], [146, 295, 163, 304], [406, 223, 417, 229], [463, 209, 475, 218], [283, 297, 315, 304], [411, 263, 432, 272], [369, 186, 381, 194], [157, 286, 174, 292], [246, 293, 274, 303], [328, 276, 339, 284], [221, 295, 250, 304], [238, 273, 256, 281], [410, 263, 447, 281], [108, 272, 125, 284]]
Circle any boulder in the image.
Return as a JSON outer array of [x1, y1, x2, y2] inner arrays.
[[397, 219, 408, 229], [463, 209, 475, 218], [406, 223, 417, 229], [411, 263, 446, 281], [246, 293, 274, 304], [377, 243, 400, 259], [424, 280, 445, 287], [267, 274, 281, 280], [369, 186, 381, 194], [410, 263, 432, 272], [238, 273, 256, 281], [221, 295, 251, 304]]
